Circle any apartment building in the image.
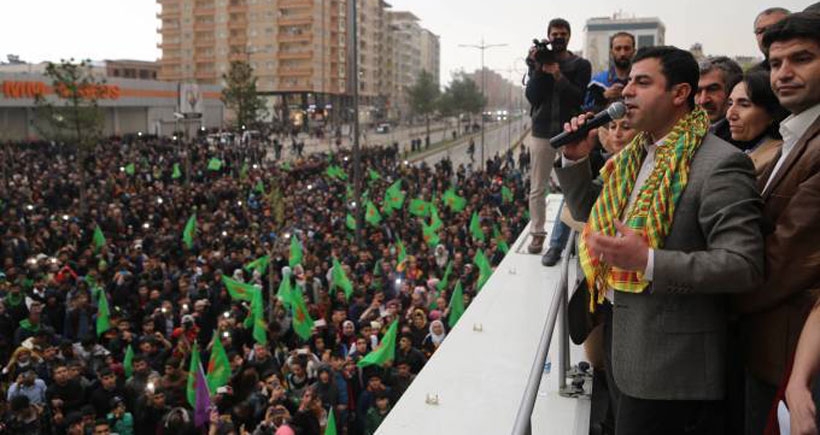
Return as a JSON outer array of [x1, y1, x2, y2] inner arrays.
[[420, 28, 440, 88]]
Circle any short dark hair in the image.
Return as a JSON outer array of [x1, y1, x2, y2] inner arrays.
[[633, 46, 699, 109], [699, 56, 743, 94], [806, 2, 820, 14], [757, 7, 791, 22], [548, 18, 571, 35], [610, 32, 635, 49], [763, 12, 820, 50], [739, 69, 789, 138]]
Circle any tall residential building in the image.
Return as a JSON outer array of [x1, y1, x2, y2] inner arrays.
[[419, 29, 440, 87], [386, 10, 422, 121], [583, 15, 666, 73]]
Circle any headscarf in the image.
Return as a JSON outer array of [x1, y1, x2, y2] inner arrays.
[[426, 320, 447, 346]]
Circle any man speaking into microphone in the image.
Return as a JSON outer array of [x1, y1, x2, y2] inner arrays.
[[555, 46, 765, 434]]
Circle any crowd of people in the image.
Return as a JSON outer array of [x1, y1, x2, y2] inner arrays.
[[521, 5, 820, 435], [0, 122, 530, 434]]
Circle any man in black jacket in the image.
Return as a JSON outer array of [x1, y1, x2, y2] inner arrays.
[[525, 18, 591, 254]]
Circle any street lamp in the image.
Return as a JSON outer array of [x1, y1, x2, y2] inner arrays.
[[459, 38, 507, 170]]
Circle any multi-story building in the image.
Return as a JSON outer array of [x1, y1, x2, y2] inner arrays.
[[464, 67, 525, 113], [420, 28, 440, 87], [157, 0, 438, 126], [583, 15, 666, 73]]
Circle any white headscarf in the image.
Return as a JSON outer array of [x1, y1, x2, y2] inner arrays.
[[427, 320, 447, 346]]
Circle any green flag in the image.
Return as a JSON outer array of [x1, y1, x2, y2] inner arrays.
[[501, 185, 514, 204], [208, 158, 223, 171], [240, 163, 249, 179], [206, 332, 231, 393], [470, 212, 485, 242], [396, 238, 407, 263], [244, 255, 270, 275], [325, 407, 337, 435], [254, 180, 265, 194], [281, 161, 292, 172], [368, 169, 381, 182], [291, 286, 315, 341], [442, 187, 467, 212], [346, 214, 357, 231], [383, 180, 405, 211], [325, 165, 347, 180], [289, 236, 303, 268], [248, 288, 268, 345], [172, 163, 182, 179], [92, 225, 106, 252], [186, 342, 201, 407], [437, 261, 453, 291], [182, 213, 197, 250], [123, 345, 135, 379], [365, 201, 382, 226], [124, 163, 135, 175], [448, 280, 466, 328], [357, 320, 399, 368], [221, 275, 257, 302], [409, 198, 431, 217], [277, 271, 295, 309], [474, 249, 493, 291], [428, 204, 443, 232], [96, 291, 111, 337], [331, 258, 354, 300], [422, 222, 440, 247], [493, 225, 510, 254]]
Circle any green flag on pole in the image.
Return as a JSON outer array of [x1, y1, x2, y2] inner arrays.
[[428, 205, 443, 232], [501, 185, 514, 204], [291, 286, 315, 341], [422, 222, 440, 247], [474, 249, 493, 291], [182, 213, 196, 250], [436, 261, 452, 291], [383, 180, 405, 211], [172, 163, 182, 179], [123, 345, 135, 379], [346, 214, 357, 231], [368, 169, 381, 182], [221, 275, 257, 302], [207, 158, 223, 171], [96, 291, 111, 337], [186, 342, 201, 407], [470, 212, 485, 242], [448, 280, 466, 328], [409, 198, 431, 217], [289, 237, 303, 268], [325, 407, 337, 435], [92, 225, 106, 252], [442, 187, 467, 212], [493, 225, 510, 254], [331, 258, 354, 300], [396, 238, 407, 263], [277, 271, 295, 309], [365, 201, 382, 226], [124, 163, 135, 175], [357, 320, 399, 368], [244, 255, 270, 275], [206, 333, 231, 393], [247, 289, 268, 345]]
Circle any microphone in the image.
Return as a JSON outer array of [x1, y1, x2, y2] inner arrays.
[[549, 102, 627, 148]]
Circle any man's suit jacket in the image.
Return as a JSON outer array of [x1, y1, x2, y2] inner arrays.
[[737, 114, 820, 387], [556, 133, 765, 400]]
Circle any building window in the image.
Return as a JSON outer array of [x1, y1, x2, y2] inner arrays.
[[637, 35, 655, 49]]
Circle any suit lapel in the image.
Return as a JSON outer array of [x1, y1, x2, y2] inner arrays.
[[763, 115, 820, 198]]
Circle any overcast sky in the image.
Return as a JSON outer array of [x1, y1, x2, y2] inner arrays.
[[1, 0, 813, 85]]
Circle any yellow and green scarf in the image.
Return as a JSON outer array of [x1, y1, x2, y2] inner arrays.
[[579, 108, 710, 311]]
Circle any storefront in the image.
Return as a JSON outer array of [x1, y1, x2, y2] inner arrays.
[[0, 73, 225, 140]]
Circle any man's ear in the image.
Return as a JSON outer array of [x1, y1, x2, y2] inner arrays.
[[671, 83, 693, 108]]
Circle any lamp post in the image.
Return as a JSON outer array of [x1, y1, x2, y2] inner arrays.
[[459, 38, 507, 170]]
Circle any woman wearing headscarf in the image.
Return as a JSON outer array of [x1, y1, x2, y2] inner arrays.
[[422, 320, 447, 358]]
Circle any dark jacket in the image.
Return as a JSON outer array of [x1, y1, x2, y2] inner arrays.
[[526, 53, 591, 139]]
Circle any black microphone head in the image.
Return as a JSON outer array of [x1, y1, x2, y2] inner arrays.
[[606, 102, 627, 120]]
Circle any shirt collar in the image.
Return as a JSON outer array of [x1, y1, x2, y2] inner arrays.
[[779, 102, 820, 152]]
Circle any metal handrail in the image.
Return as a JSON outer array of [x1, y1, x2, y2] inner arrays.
[[511, 230, 577, 435]]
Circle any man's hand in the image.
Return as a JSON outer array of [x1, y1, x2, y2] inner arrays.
[[542, 62, 561, 81], [587, 221, 649, 272], [604, 83, 625, 100], [561, 113, 599, 161], [786, 382, 818, 435]]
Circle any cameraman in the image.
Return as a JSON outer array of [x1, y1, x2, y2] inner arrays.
[[525, 18, 591, 255]]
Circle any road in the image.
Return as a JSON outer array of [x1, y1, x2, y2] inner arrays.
[[415, 118, 530, 168]]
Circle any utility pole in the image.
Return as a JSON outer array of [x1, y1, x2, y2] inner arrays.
[[459, 38, 507, 170], [351, 0, 363, 246], [498, 64, 524, 152]]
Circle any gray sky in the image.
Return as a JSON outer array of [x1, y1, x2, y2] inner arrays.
[[1, 0, 812, 85]]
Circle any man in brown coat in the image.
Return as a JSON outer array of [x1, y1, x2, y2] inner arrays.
[[736, 12, 820, 435]]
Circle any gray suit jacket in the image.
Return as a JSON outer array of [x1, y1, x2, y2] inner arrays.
[[556, 133, 765, 400]]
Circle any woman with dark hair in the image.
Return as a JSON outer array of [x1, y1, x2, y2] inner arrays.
[[726, 69, 790, 173]]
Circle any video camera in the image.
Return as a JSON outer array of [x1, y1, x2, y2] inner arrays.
[[526, 38, 557, 69]]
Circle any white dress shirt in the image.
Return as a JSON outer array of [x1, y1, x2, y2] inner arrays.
[[763, 103, 820, 194]]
